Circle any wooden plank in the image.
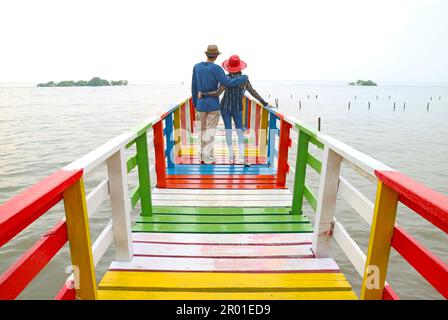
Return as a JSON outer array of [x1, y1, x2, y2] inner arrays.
[[303, 186, 317, 212], [109, 256, 340, 272], [291, 130, 310, 214], [86, 179, 109, 217], [135, 131, 153, 215], [62, 177, 98, 299], [150, 206, 292, 215], [333, 221, 366, 277], [163, 184, 283, 190], [165, 174, 276, 180], [0, 169, 82, 247], [64, 131, 136, 175], [164, 113, 175, 168], [92, 220, 114, 266], [391, 225, 448, 298], [107, 148, 133, 261], [132, 242, 313, 258], [164, 178, 276, 185], [375, 170, 448, 234], [312, 146, 342, 258], [173, 107, 181, 157], [276, 119, 292, 187], [126, 154, 138, 173], [307, 152, 322, 174], [99, 271, 351, 291], [361, 181, 398, 300], [338, 176, 373, 225], [153, 120, 167, 188], [0, 220, 67, 299], [135, 215, 310, 224], [319, 134, 393, 179], [54, 280, 76, 300], [152, 200, 291, 207], [131, 232, 313, 244], [130, 186, 140, 209], [98, 289, 357, 300], [152, 188, 292, 195], [132, 222, 313, 233], [151, 194, 290, 201]]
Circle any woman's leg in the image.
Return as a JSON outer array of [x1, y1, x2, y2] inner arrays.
[[233, 110, 247, 165], [221, 109, 234, 162]]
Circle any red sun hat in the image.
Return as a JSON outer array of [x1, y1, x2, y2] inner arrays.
[[222, 55, 247, 73]]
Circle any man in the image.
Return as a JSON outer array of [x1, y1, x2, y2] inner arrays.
[[191, 45, 248, 164]]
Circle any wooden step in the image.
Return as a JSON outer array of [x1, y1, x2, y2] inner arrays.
[[135, 215, 309, 224]]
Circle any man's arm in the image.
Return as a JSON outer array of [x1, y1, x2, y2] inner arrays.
[[213, 66, 248, 87], [191, 66, 198, 107], [201, 84, 225, 97], [246, 81, 269, 106]]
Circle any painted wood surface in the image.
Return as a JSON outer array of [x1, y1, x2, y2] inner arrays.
[[135, 130, 153, 215], [312, 146, 342, 257], [152, 120, 167, 188], [375, 170, 448, 234], [107, 148, 133, 261], [62, 177, 98, 300], [291, 130, 310, 215], [0, 220, 67, 299], [0, 169, 82, 247], [361, 181, 398, 300], [108, 258, 340, 272]]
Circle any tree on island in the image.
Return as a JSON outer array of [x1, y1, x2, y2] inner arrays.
[[348, 80, 377, 86], [37, 77, 128, 87]]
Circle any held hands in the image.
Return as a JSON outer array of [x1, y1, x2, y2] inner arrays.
[[198, 92, 203, 99]]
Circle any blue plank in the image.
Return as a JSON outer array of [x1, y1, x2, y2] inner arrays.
[[167, 165, 276, 175], [164, 113, 175, 168]]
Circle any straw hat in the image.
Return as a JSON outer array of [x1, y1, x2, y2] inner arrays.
[[204, 44, 221, 57]]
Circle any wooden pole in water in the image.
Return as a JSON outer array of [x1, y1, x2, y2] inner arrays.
[[376, 95, 379, 100], [348, 101, 351, 110], [394, 102, 396, 110], [317, 117, 321, 131], [393, 102, 396, 111], [427, 102, 430, 111], [316, 94, 318, 99], [299, 100, 302, 110], [403, 102, 406, 110], [307, 94, 310, 99], [275, 98, 279, 108], [368, 101, 371, 110]]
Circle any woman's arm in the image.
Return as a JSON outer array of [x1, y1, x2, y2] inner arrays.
[[246, 81, 269, 106], [200, 85, 225, 98]]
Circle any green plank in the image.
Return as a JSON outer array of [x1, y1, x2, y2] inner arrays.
[[152, 206, 292, 215], [126, 154, 138, 174], [130, 186, 140, 209], [132, 223, 313, 234], [303, 185, 317, 212], [135, 215, 310, 224], [310, 136, 324, 149], [307, 152, 322, 174], [135, 132, 152, 215], [291, 130, 309, 215]]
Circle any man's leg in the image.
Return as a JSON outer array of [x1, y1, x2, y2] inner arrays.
[[202, 111, 220, 164], [196, 111, 207, 162]]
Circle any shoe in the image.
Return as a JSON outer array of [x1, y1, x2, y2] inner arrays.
[[244, 162, 251, 167]]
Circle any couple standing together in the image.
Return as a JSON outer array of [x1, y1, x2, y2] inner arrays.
[[191, 44, 269, 165]]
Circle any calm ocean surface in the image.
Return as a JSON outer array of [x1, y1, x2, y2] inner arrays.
[[0, 82, 447, 299]]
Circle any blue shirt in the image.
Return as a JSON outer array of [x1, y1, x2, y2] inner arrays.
[[191, 62, 248, 112]]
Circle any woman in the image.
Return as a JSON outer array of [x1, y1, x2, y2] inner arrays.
[[199, 55, 269, 165]]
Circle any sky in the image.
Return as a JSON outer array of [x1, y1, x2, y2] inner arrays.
[[0, 0, 447, 83]]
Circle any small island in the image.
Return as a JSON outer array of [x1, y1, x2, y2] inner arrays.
[[37, 77, 128, 87], [348, 80, 377, 86]]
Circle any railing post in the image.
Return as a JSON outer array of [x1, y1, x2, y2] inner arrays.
[[361, 180, 399, 300], [267, 113, 277, 166], [291, 130, 310, 215], [107, 148, 134, 261], [312, 145, 342, 257], [63, 177, 98, 300], [259, 106, 269, 157], [276, 118, 292, 187], [164, 113, 175, 168], [153, 120, 167, 188], [173, 107, 182, 159], [135, 130, 153, 216]]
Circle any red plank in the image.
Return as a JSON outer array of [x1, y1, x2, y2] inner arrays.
[[153, 120, 167, 188], [0, 169, 82, 247], [0, 220, 68, 300], [382, 284, 399, 300], [189, 97, 195, 133], [276, 118, 292, 187], [54, 280, 76, 300], [166, 174, 276, 180], [375, 170, 448, 234], [165, 183, 284, 189], [391, 225, 448, 299]]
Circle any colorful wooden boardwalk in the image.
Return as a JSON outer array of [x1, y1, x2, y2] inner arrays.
[[1, 96, 447, 300]]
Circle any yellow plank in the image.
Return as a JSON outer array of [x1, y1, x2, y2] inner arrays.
[[361, 181, 399, 300], [259, 107, 269, 155], [242, 97, 247, 127], [173, 108, 181, 156], [63, 177, 98, 300], [98, 290, 357, 300], [99, 271, 352, 292]]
